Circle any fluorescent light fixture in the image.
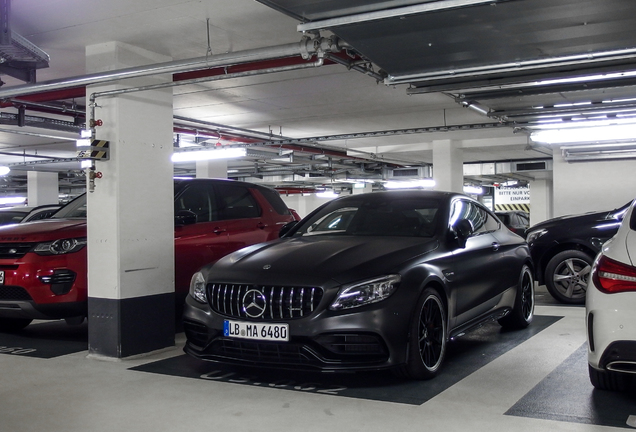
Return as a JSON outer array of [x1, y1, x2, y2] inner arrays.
[[76, 138, 91, 147], [316, 191, 338, 198], [80, 130, 93, 139], [172, 147, 246, 162], [80, 160, 92, 169], [538, 70, 636, 87], [384, 179, 436, 189], [353, 183, 366, 189], [561, 142, 636, 161], [531, 124, 636, 144], [529, 116, 636, 129], [0, 166, 10, 176], [463, 185, 484, 195], [0, 196, 25, 205]]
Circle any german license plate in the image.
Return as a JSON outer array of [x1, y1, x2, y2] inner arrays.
[[224, 320, 289, 342], [0, 270, 4, 285]]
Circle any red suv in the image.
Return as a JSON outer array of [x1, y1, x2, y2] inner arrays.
[[0, 178, 298, 331]]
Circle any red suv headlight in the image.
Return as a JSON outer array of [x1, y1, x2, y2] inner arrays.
[[592, 254, 636, 294], [33, 238, 87, 256]]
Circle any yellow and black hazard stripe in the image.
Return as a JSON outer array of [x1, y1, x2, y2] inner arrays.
[[495, 203, 530, 212], [90, 140, 109, 159], [77, 140, 109, 161]]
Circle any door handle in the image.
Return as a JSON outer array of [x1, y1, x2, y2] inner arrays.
[[491, 242, 500, 251], [257, 222, 266, 230], [213, 227, 227, 235]]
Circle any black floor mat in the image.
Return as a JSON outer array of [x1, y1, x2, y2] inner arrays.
[[0, 320, 87, 358], [506, 343, 636, 429], [131, 315, 561, 405]]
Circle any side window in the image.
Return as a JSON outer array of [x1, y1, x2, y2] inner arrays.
[[216, 185, 261, 220], [174, 183, 217, 223], [258, 186, 291, 215], [450, 200, 498, 235], [479, 207, 500, 233]]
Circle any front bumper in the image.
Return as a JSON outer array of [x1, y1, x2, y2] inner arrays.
[[0, 251, 87, 320], [182, 294, 412, 372]]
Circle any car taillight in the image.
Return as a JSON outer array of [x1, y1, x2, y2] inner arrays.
[[592, 255, 636, 293]]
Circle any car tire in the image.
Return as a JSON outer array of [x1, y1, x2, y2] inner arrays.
[[398, 287, 447, 380], [545, 250, 593, 304], [588, 365, 632, 391], [499, 264, 534, 329], [0, 318, 32, 332]]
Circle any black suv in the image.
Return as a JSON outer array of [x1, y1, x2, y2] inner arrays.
[[526, 202, 631, 304]]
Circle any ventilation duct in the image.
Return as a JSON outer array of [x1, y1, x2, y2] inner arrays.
[[388, 166, 431, 179], [464, 160, 552, 176], [0, 0, 50, 83]]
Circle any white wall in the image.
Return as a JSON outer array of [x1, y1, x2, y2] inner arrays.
[[553, 147, 636, 217], [280, 194, 337, 219]]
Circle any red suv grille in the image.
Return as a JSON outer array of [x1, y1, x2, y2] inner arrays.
[[0, 243, 35, 259], [0, 286, 32, 301]]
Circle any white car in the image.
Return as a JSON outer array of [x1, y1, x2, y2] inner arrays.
[[586, 199, 636, 391]]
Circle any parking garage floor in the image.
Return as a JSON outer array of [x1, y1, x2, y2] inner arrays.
[[1, 287, 635, 432]]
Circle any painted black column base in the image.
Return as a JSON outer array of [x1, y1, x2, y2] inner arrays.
[[88, 292, 175, 358]]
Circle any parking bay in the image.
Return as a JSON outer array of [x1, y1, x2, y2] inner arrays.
[[131, 315, 636, 429], [2, 314, 635, 428], [0, 320, 88, 358]]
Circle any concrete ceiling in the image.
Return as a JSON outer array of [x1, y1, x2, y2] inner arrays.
[[1, 0, 632, 193]]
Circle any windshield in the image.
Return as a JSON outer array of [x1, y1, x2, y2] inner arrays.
[[293, 197, 440, 238], [0, 210, 28, 225], [53, 194, 87, 219]]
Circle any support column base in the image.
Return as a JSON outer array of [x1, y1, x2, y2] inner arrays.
[[88, 293, 175, 358]]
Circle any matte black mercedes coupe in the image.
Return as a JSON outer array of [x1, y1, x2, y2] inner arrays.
[[182, 190, 534, 379]]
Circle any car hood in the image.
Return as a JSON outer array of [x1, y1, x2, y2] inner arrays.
[[527, 210, 610, 233], [204, 235, 440, 287], [0, 219, 86, 242]]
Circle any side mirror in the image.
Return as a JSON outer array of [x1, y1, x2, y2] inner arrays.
[[451, 218, 474, 248], [279, 220, 299, 238], [175, 210, 197, 227]]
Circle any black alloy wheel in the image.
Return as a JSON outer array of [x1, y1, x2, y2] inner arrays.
[[545, 250, 593, 304], [399, 287, 447, 380], [499, 264, 534, 329]]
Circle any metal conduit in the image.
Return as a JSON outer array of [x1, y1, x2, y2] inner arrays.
[[90, 58, 325, 104], [0, 38, 327, 100]]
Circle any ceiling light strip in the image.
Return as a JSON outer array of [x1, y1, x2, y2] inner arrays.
[[297, 0, 498, 32], [392, 48, 636, 85]]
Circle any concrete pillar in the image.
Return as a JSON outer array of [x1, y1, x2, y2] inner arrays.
[[85, 42, 175, 359], [27, 171, 59, 205], [529, 177, 553, 225], [433, 139, 463, 193], [196, 159, 227, 178]]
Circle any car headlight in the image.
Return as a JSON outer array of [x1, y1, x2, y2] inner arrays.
[[33, 238, 87, 256], [330, 275, 401, 311], [526, 229, 547, 244], [189, 271, 207, 303]]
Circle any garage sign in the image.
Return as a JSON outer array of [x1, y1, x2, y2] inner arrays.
[[495, 186, 530, 212]]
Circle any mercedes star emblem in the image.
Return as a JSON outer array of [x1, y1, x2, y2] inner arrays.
[[242, 289, 267, 318]]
